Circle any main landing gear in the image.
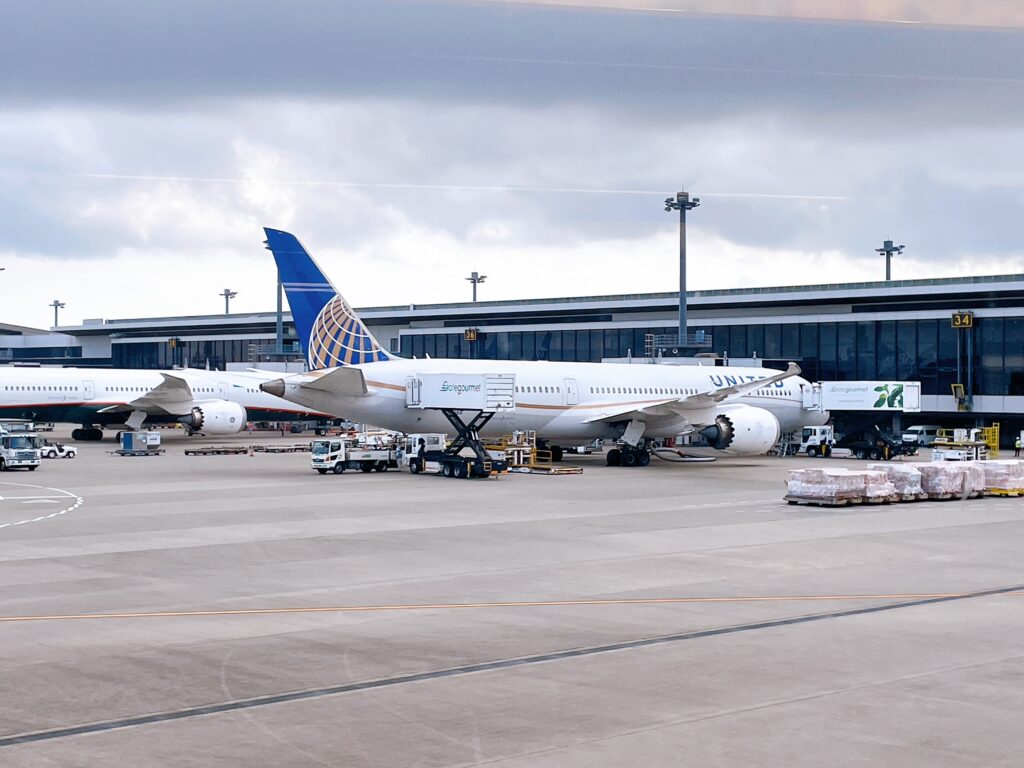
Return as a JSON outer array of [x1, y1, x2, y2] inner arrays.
[[606, 444, 651, 467], [71, 427, 104, 441]]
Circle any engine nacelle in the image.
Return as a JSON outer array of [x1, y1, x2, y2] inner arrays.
[[178, 401, 247, 435], [699, 404, 780, 456]]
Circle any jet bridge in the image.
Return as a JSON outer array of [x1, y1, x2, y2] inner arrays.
[[405, 373, 515, 478]]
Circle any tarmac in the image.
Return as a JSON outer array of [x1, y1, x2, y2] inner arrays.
[[2, 428, 1023, 767]]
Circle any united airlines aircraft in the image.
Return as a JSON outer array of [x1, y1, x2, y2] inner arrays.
[[260, 229, 828, 464], [0, 367, 327, 441]]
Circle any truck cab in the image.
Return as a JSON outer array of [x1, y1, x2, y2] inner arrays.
[[799, 425, 835, 457], [0, 426, 42, 471], [311, 437, 397, 474]]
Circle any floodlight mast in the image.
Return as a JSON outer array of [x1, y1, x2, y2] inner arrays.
[[50, 299, 66, 328], [220, 288, 238, 315], [664, 190, 700, 346], [465, 271, 487, 302], [875, 239, 905, 281]]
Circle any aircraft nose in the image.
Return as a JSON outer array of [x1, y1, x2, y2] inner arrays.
[[260, 379, 285, 398]]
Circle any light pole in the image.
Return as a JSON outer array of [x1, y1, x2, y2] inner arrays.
[[220, 288, 238, 315], [664, 190, 700, 345], [465, 271, 487, 302], [50, 299, 66, 327], [875, 239, 905, 281]]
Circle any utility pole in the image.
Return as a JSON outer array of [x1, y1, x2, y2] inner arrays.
[[465, 271, 487, 302], [220, 288, 238, 315], [50, 299, 65, 327], [664, 190, 700, 345], [875, 239, 905, 281]]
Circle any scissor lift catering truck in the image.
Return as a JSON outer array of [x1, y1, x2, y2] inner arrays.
[[405, 374, 514, 479]]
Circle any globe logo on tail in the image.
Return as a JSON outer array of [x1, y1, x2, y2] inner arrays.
[[308, 295, 390, 368]]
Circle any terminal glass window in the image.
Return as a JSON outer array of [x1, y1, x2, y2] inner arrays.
[[1006, 318, 1024, 396], [917, 319, 938, 393], [979, 317, 1004, 394]]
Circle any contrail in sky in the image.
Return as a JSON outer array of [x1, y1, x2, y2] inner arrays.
[[77, 174, 850, 201]]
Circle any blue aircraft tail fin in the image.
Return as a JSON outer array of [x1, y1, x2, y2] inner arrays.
[[263, 228, 393, 368]]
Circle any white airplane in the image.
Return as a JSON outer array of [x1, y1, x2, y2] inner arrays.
[[260, 229, 829, 465], [0, 366, 328, 441]]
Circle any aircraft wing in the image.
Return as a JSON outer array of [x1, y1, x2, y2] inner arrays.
[[583, 362, 801, 425], [96, 373, 198, 417]]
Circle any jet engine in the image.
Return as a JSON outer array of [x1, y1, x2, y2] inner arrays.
[[698, 404, 780, 456], [178, 401, 247, 435]]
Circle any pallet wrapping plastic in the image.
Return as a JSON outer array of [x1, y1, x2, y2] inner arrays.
[[788, 468, 894, 501], [978, 459, 1024, 491], [867, 463, 923, 496]]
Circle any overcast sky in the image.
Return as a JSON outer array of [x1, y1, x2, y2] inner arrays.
[[2, 0, 1023, 328]]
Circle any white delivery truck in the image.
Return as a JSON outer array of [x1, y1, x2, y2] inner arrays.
[[799, 425, 835, 457], [0, 422, 42, 471], [311, 437, 398, 474]]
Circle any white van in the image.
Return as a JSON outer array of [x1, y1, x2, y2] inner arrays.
[[901, 425, 941, 447]]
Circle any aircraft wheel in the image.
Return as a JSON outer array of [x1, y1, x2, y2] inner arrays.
[[71, 429, 83, 441], [332, 463, 345, 474], [606, 449, 621, 467], [550, 445, 563, 463], [806, 446, 819, 458]]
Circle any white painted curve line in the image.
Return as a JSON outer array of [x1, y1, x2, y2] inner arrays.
[[0, 482, 84, 531]]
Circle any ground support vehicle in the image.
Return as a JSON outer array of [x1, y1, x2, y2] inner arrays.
[[311, 438, 398, 474], [404, 374, 514, 479], [0, 422, 41, 471], [839, 426, 916, 461], [40, 440, 77, 459], [114, 431, 164, 457], [799, 425, 835, 457], [410, 410, 510, 479]]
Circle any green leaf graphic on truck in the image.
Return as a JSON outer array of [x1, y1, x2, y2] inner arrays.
[[873, 384, 904, 409]]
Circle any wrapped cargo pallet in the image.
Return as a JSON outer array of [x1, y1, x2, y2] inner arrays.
[[979, 460, 1024, 491], [787, 468, 893, 502], [958, 463, 987, 496], [867, 463, 923, 496], [917, 463, 965, 496]]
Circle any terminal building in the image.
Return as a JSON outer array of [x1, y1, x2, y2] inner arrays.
[[3, 273, 1022, 434]]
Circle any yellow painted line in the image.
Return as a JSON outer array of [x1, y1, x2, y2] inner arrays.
[[0, 593, 1001, 624]]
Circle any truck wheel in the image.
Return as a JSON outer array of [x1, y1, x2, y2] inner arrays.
[[869, 449, 881, 460], [360, 462, 373, 473], [442, 463, 453, 478], [621, 450, 638, 467], [0, 458, 6, 471], [855, 449, 866, 460], [410, 459, 421, 474], [332, 463, 345, 474], [606, 449, 621, 467], [638, 451, 651, 466], [317, 468, 328, 475], [455, 462, 467, 479], [806, 446, 818, 458], [550, 446, 563, 463], [374, 461, 387, 472]]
